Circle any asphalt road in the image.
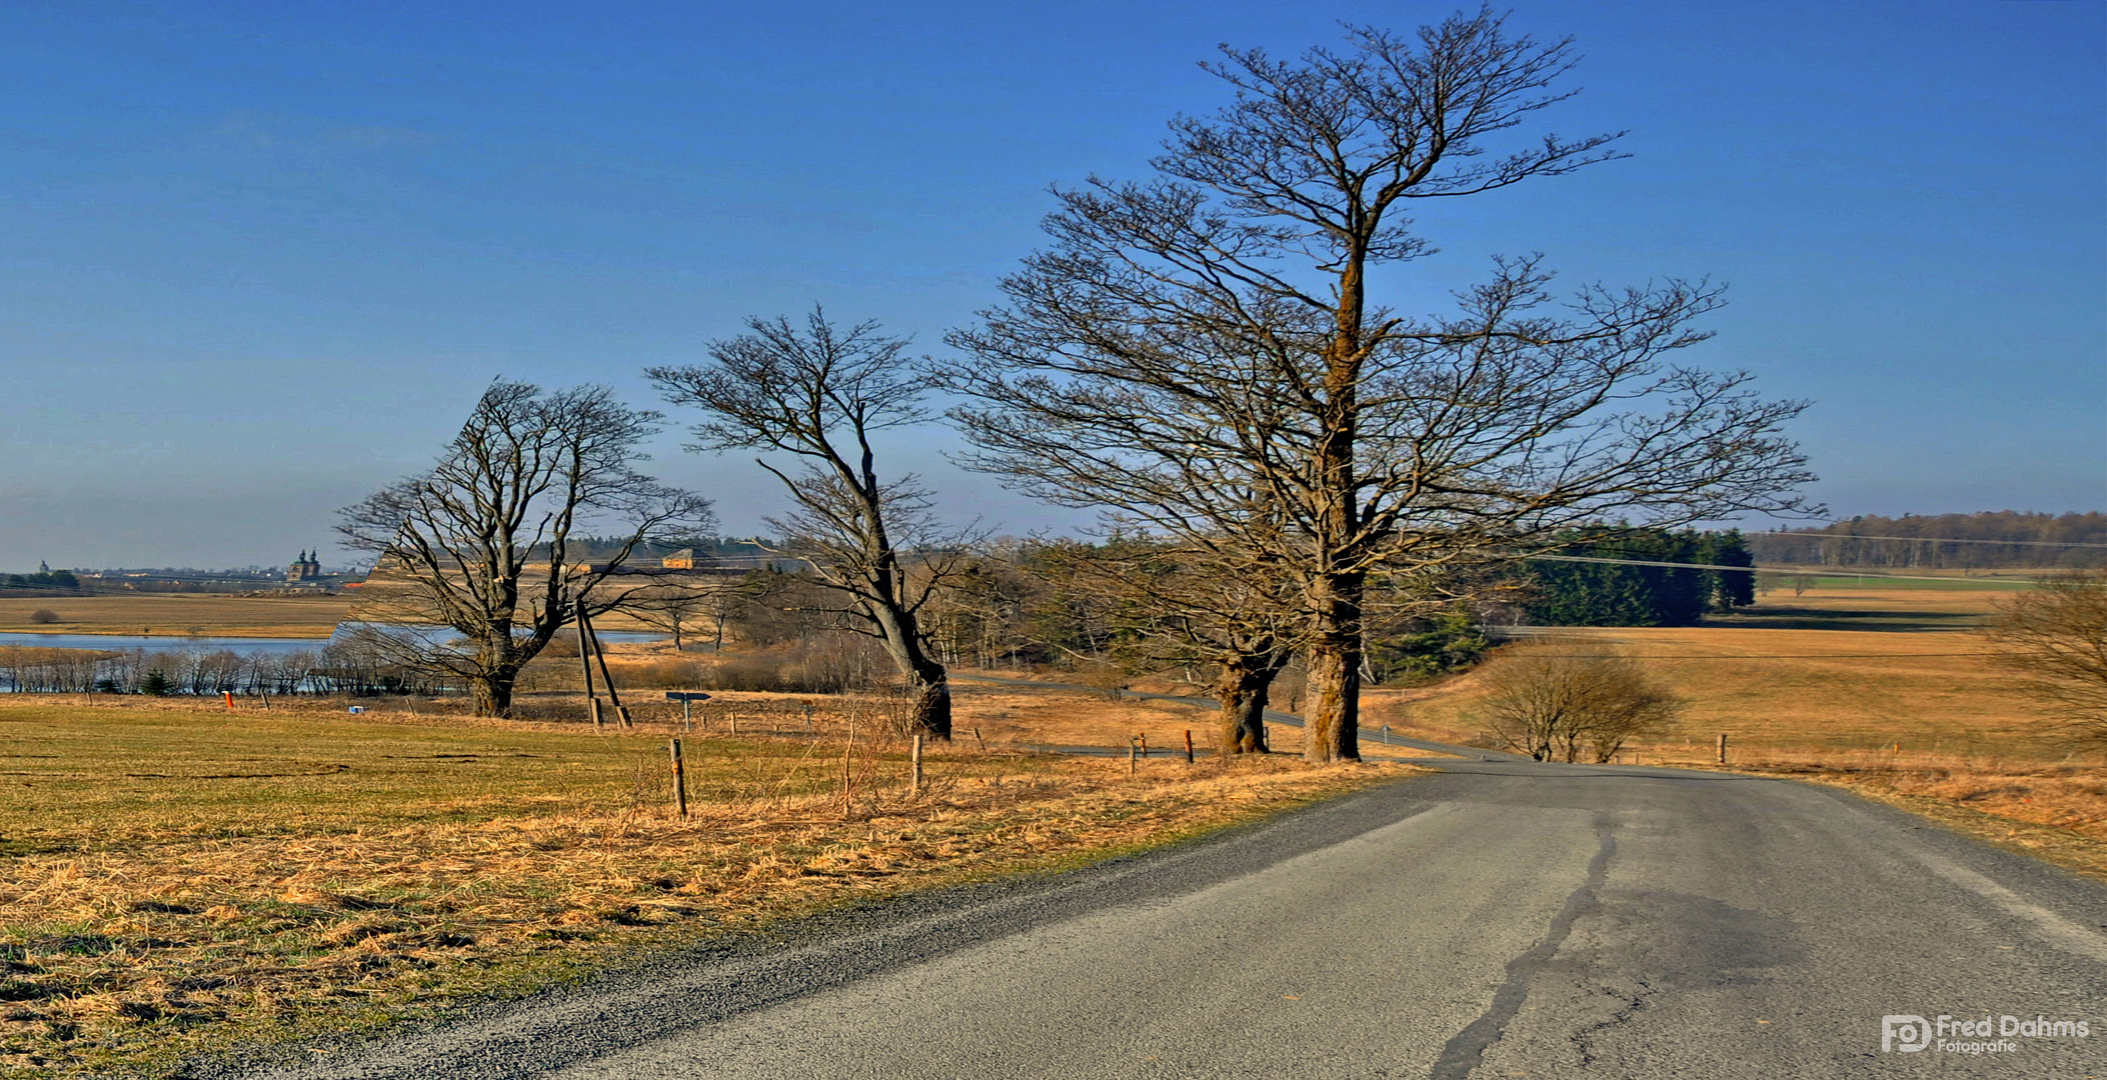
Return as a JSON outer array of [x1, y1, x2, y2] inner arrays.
[[228, 752, 2107, 1080]]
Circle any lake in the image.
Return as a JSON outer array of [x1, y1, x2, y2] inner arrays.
[[0, 624, 664, 656]]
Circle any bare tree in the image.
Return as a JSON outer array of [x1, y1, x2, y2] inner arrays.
[[620, 575, 748, 652], [647, 308, 969, 738], [944, 11, 1815, 763], [1985, 571, 2107, 744], [338, 381, 714, 717], [1030, 538, 1298, 754], [1479, 644, 1682, 762]]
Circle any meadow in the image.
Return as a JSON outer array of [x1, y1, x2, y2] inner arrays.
[[0, 694, 1400, 1077], [1370, 582, 2107, 877], [0, 594, 351, 638], [4, 581, 2103, 1075]]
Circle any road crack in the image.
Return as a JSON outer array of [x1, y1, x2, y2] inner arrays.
[[1428, 811, 1616, 1080]]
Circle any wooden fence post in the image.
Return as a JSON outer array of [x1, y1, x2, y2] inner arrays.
[[1717, 733, 1729, 764], [669, 739, 688, 819], [910, 734, 923, 797], [842, 720, 856, 817], [1127, 737, 1138, 776], [1183, 729, 1194, 764]]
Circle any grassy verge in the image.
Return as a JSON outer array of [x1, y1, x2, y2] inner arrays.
[[0, 700, 1412, 1077], [1697, 755, 2107, 884]]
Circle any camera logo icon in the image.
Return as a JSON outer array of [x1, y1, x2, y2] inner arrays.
[[1883, 1015, 1933, 1053]]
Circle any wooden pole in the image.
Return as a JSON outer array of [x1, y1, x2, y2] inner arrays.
[[910, 734, 923, 797], [1717, 733, 1729, 764], [669, 739, 688, 819], [575, 600, 600, 727], [681, 697, 692, 732], [842, 720, 855, 818], [1127, 737, 1137, 776], [1183, 729, 1194, 764], [580, 607, 630, 729]]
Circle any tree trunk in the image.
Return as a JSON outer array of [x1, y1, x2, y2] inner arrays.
[[907, 664, 953, 740], [871, 600, 953, 740], [1303, 574, 1364, 763], [470, 672, 515, 718], [1215, 649, 1289, 754]]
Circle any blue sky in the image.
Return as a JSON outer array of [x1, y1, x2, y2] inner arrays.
[[1, 0, 2100, 569]]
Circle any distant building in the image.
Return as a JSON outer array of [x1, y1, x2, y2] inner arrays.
[[287, 549, 323, 582], [661, 548, 696, 569]]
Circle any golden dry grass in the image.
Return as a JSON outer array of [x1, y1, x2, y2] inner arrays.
[[1365, 583, 2107, 878], [0, 695, 1410, 1077], [0, 595, 351, 639]]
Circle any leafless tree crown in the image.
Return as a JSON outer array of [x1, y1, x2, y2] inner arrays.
[[942, 9, 1817, 762], [648, 308, 968, 737], [337, 380, 713, 716]]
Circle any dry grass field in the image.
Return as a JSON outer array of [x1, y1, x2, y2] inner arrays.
[[0, 595, 351, 638], [0, 694, 1408, 1078], [1369, 582, 2107, 877]]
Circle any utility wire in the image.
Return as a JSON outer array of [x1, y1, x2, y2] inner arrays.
[[1523, 553, 2034, 585], [1756, 531, 2107, 549]]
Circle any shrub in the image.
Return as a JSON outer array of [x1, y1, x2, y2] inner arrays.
[[1985, 570, 2107, 744], [1479, 644, 1682, 762], [28, 609, 60, 625], [704, 656, 789, 692]]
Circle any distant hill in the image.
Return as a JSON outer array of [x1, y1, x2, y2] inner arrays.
[[1750, 512, 2106, 570]]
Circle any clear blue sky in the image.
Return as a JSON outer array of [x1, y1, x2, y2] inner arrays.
[[2, 0, 2100, 569]]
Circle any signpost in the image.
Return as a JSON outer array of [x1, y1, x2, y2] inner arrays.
[[665, 691, 712, 731]]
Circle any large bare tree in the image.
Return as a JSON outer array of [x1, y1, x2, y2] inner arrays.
[[944, 11, 1815, 762], [647, 309, 966, 738], [338, 381, 714, 717], [1030, 537, 1299, 754]]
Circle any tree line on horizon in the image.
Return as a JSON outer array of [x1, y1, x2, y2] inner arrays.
[[1752, 512, 2105, 570]]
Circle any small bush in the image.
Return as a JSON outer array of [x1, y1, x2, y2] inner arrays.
[[28, 609, 60, 625], [614, 658, 710, 689], [704, 656, 788, 692]]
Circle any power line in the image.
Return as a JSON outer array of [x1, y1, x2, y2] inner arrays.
[[1756, 531, 2107, 549], [1523, 553, 2036, 585], [1487, 653, 2000, 659]]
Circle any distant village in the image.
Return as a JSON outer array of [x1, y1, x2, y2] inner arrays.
[[2, 537, 796, 597], [0, 551, 369, 595]]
